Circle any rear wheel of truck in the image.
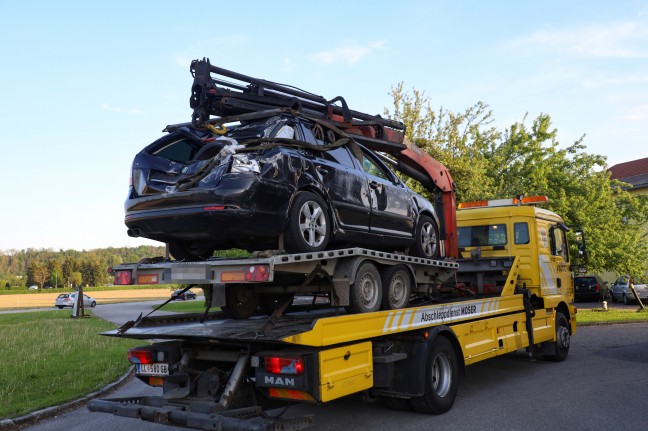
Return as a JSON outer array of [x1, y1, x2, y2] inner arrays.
[[347, 261, 382, 313], [222, 284, 260, 319], [410, 336, 459, 414], [380, 265, 412, 310], [544, 311, 570, 362]]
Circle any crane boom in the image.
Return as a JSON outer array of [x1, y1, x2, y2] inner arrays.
[[187, 58, 458, 257]]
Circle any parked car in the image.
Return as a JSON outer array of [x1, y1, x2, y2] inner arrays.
[[55, 293, 97, 309], [171, 289, 197, 300], [609, 275, 648, 304], [124, 114, 441, 261], [28, 285, 38, 290], [573, 275, 607, 302]]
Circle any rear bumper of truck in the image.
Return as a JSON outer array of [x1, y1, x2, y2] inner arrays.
[[87, 396, 313, 431]]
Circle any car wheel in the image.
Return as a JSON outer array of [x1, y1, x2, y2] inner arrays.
[[543, 311, 570, 362], [409, 336, 459, 414], [222, 284, 260, 319], [623, 294, 629, 305], [90, 301, 96, 308], [380, 265, 412, 310], [56, 305, 64, 309], [411, 215, 439, 259], [347, 261, 382, 314], [169, 241, 214, 261], [284, 191, 330, 253]]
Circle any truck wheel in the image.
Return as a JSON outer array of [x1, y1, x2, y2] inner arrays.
[[410, 336, 459, 414], [381, 265, 412, 310], [284, 191, 330, 253], [544, 311, 570, 362], [411, 215, 439, 259], [347, 262, 382, 313], [222, 284, 260, 319]]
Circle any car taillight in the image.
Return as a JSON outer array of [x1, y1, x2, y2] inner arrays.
[[128, 349, 154, 364], [595, 283, 601, 292], [265, 356, 304, 375]]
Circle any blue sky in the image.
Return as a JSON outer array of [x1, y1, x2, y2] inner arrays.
[[1, 0, 647, 251]]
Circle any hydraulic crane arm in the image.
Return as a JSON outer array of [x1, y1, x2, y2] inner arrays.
[[187, 58, 458, 258]]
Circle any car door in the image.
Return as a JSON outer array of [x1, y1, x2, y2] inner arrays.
[[299, 124, 371, 231], [359, 148, 415, 236]]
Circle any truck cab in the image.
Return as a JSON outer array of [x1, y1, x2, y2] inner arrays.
[[456, 196, 577, 306]]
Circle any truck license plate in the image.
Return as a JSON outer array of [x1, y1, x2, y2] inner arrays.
[[136, 363, 169, 376]]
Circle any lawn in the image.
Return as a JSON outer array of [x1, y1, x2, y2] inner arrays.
[[0, 310, 142, 419], [576, 307, 648, 325]]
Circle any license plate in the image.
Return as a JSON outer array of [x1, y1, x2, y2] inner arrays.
[[136, 363, 169, 376]]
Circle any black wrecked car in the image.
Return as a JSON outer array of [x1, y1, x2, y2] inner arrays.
[[125, 114, 440, 261]]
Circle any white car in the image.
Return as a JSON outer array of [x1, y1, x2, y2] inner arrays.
[[55, 293, 97, 309], [609, 276, 648, 305]]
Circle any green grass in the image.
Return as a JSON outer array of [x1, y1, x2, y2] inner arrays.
[[159, 300, 211, 313], [0, 310, 143, 419], [577, 308, 648, 325]]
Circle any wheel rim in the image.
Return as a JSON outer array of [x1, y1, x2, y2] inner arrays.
[[388, 272, 409, 308], [358, 271, 380, 309], [420, 221, 438, 257], [298, 201, 327, 248], [431, 352, 452, 397], [557, 324, 570, 350]]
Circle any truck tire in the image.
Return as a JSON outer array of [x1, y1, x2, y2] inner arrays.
[[380, 265, 412, 310], [410, 336, 459, 414], [222, 284, 260, 319], [347, 262, 382, 313], [543, 311, 570, 362], [284, 191, 330, 253], [411, 215, 439, 259]]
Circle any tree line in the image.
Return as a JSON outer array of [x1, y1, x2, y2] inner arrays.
[[0, 246, 166, 289], [385, 84, 648, 277]]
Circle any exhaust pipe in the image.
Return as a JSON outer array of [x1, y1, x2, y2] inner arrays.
[[127, 228, 142, 238]]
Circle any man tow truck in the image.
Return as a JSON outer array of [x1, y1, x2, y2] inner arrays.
[[88, 59, 584, 430]]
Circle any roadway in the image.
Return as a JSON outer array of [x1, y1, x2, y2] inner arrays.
[[21, 300, 648, 431]]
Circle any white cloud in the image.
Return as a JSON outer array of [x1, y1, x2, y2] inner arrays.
[[311, 40, 386, 65], [625, 104, 648, 122], [510, 21, 648, 58], [101, 103, 143, 115]]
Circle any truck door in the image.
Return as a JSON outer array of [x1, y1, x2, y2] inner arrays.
[[359, 149, 414, 237], [547, 224, 572, 297]]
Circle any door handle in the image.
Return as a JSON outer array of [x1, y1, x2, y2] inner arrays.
[[369, 181, 381, 189]]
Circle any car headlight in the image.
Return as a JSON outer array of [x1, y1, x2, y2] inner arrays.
[[231, 154, 260, 173]]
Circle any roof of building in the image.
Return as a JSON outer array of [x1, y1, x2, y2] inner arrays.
[[609, 157, 648, 180]]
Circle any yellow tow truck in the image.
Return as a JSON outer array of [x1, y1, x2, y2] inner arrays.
[[88, 195, 583, 431]]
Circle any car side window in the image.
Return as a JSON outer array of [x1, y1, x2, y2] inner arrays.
[[323, 147, 357, 169], [361, 152, 391, 181]]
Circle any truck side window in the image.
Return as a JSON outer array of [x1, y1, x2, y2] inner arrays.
[[550, 227, 569, 260], [514, 222, 530, 244], [457, 224, 507, 247]]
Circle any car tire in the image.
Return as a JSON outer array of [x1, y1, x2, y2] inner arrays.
[[623, 294, 629, 305], [411, 215, 439, 259], [90, 301, 96, 308], [347, 261, 382, 314], [380, 265, 412, 310], [169, 241, 214, 261], [56, 305, 64, 309], [283, 191, 330, 253]]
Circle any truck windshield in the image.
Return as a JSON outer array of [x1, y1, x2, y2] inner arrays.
[[458, 224, 507, 247]]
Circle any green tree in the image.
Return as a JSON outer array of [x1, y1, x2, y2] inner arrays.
[[70, 271, 82, 288]]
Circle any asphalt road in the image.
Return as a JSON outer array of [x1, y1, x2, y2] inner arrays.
[[21, 301, 648, 431]]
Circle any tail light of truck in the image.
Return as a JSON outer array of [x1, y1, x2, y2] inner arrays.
[[265, 356, 305, 375], [128, 348, 156, 364], [221, 265, 270, 283]]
